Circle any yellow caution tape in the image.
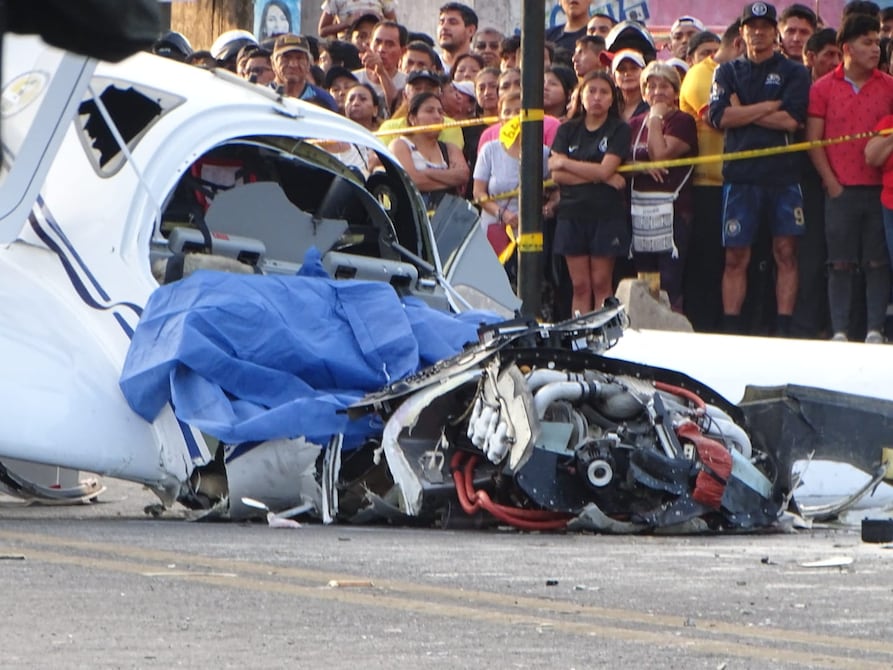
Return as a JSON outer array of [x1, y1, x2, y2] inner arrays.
[[337, 113, 893, 221], [475, 179, 556, 206], [498, 225, 516, 265], [499, 110, 546, 148], [496, 229, 544, 264], [499, 117, 521, 149], [374, 115, 499, 138], [474, 127, 893, 206], [617, 126, 893, 173], [517, 231, 543, 252], [521, 109, 545, 121]]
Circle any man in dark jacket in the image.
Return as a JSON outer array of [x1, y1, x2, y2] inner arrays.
[[708, 2, 811, 336]]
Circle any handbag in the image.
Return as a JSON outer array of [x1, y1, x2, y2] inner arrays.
[[629, 117, 693, 257]]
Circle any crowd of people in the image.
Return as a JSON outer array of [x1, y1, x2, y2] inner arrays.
[[151, 0, 893, 342]]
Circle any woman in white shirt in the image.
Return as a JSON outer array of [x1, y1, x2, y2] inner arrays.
[[473, 91, 552, 258], [389, 92, 469, 209]]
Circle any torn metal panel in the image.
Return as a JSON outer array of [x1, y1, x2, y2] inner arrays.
[[740, 384, 893, 515], [381, 369, 481, 517], [224, 438, 322, 520]]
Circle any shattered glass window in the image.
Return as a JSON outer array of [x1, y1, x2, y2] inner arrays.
[[76, 78, 183, 177]]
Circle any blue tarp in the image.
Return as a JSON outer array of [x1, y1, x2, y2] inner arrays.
[[120, 259, 497, 446]]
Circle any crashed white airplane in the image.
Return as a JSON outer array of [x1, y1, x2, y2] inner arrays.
[[2, 30, 892, 531]]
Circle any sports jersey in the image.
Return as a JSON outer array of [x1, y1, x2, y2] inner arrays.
[[551, 115, 631, 218], [708, 52, 810, 185]]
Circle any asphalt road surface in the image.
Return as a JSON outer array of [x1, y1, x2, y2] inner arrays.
[[2, 478, 892, 669]]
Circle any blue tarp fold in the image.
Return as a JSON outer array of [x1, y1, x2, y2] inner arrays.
[[120, 264, 495, 445]]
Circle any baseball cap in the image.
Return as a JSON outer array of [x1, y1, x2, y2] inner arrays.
[[600, 48, 646, 74], [407, 70, 443, 86], [664, 57, 690, 75], [273, 34, 312, 60], [451, 80, 476, 100], [671, 16, 706, 34], [741, 2, 778, 26], [324, 66, 358, 89], [605, 20, 656, 61]]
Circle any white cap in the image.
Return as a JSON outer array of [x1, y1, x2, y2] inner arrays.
[[452, 80, 476, 100], [670, 16, 705, 34], [605, 48, 646, 75], [664, 57, 690, 74]]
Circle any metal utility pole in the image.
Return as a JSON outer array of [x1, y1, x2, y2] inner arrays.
[[517, 0, 545, 318]]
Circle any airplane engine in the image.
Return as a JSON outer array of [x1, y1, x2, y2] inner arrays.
[[348, 307, 786, 533]]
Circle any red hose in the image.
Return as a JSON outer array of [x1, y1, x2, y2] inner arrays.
[[461, 453, 567, 519], [654, 380, 706, 413], [451, 451, 570, 530]]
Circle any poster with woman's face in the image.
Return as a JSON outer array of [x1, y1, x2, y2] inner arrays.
[[255, 0, 301, 41]]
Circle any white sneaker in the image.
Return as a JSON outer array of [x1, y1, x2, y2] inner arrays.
[[831, 332, 848, 342], [865, 330, 885, 344]]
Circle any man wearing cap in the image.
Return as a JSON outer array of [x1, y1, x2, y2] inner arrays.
[[708, 3, 811, 336], [272, 34, 339, 111], [546, 0, 592, 53], [779, 4, 817, 62], [668, 16, 706, 61]]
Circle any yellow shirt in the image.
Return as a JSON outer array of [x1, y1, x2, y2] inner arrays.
[[679, 56, 723, 187], [378, 115, 465, 149]]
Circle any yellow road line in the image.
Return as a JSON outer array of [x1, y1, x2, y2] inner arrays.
[[3, 529, 892, 667]]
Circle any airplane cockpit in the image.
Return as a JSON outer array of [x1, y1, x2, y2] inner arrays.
[[151, 136, 451, 311]]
